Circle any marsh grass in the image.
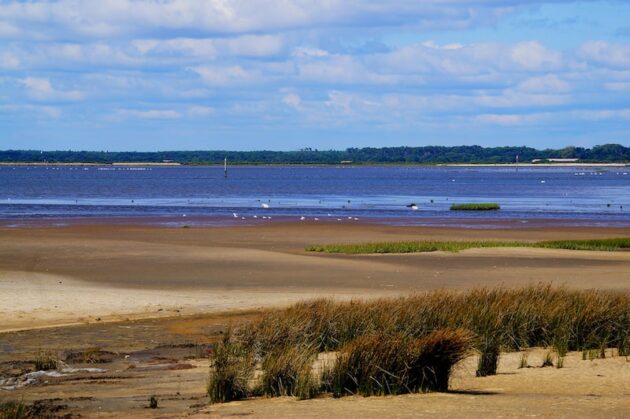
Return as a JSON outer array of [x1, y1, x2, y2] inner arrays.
[[0, 401, 25, 419], [259, 344, 319, 399], [209, 285, 630, 403], [207, 328, 255, 404], [306, 238, 630, 254], [329, 329, 472, 396], [450, 203, 500, 211]]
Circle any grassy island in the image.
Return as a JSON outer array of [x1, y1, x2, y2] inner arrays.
[[450, 203, 501, 211]]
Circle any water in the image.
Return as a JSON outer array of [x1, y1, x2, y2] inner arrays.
[[1, 165, 629, 227]]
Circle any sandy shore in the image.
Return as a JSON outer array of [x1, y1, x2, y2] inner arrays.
[[1, 222, 629, 332]]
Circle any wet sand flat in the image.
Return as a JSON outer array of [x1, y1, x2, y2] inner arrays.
[[1, 222, 629, 332]]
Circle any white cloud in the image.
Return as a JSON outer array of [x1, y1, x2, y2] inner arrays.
[[1, 103, 62, 117], [188, 106, 214, 116], [282, 92, 301, 109], [191, 65, 259, 86], [475, 113, 549, 125], [0, 51, 20, 69], [0, 1, 560, 40], [0, 21, 20, 37], [133, 34, 283, 59], [509, 41, 562, 70], [517, 74, 570, 93], [604, 82, 630, 92], [578, 41, 630, 67], [19, 77, 84, 101], [116, 109, 180, 119]]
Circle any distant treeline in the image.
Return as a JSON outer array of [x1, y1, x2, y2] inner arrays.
[[1, 144, 629, 165]]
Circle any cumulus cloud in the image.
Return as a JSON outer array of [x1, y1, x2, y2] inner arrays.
[[578, 41, 630, 67], [19, 77, 84, 100]]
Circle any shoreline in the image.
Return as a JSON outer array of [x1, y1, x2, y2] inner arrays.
[[1, 162, 628, 167], [2, 214, 630, 230]]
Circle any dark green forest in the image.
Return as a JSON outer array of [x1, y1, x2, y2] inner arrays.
[[1, 144, 628, 165]]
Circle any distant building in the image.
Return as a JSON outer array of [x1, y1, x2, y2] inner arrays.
[[532, 158, 579, 163], [340, 160, 353, 164]]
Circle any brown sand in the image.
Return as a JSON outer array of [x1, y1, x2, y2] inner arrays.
[[1, 222, 629, 332]]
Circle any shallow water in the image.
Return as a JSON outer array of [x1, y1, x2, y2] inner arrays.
[[1, 165, 629, 227]]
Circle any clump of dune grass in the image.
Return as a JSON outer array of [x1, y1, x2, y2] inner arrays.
[[541, 352, 554, 367], [330, 329, 472, 397], [518, 353, 528, 369], [259, 344, 319, 399], [34, 350, 58, 371], [208, 328, 255, 404], [306, 237, 630, 254], [450, 203, 500, 211], [208, 285, 630, 403], [0, 400, 26, 419]]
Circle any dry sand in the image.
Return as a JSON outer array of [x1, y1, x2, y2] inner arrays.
[[1, 222, 629, 331]]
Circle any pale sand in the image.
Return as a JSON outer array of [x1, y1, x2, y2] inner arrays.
[[0, 271, 388, 332], [10, 348, 629, 418], [1, 222, 629, 332], [201, 349, 630, 418]]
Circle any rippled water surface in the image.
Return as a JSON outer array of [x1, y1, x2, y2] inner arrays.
[[1, 165, 629, 227]]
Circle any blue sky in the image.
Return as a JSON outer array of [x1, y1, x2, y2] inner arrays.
[[1, 0, 629, 151]]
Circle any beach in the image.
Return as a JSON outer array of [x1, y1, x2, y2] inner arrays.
[[1, 220, 629, 417], [1, 221, 629, 332]]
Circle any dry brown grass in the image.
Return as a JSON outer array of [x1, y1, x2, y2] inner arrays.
[[208, 285, 630, 403]]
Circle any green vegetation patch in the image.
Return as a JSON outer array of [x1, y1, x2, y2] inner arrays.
[[450, 203, 500, 211], [306, 238, 630, 254]]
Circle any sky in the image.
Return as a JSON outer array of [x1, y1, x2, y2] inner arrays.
[[1, 0, 630, 151]]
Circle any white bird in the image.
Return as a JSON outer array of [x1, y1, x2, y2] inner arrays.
[[300, 216, 306, 221], [540, 180, 546, 184], [233, 213, 238, 218], [241, 217, 246, 220], [261, 203, 269, 209], [411, 205, 418, 210], [354, 217, 359, 220], [314, 218, 319, 221]]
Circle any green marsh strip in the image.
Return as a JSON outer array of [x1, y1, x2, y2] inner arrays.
[[306, 238, 630, 254]]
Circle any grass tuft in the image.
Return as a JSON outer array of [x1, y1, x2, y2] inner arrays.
[[259, 344, 319, 399], [0, 401, 26, 419], [207, 328, 255, 404], [34, 350, 58, 371], [330, 329, 472, 397]]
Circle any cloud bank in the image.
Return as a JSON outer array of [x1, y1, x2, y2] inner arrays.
[[0, 0, 628, 150]]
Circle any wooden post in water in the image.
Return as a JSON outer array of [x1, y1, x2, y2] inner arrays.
[[224, 157, 228, 178]]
